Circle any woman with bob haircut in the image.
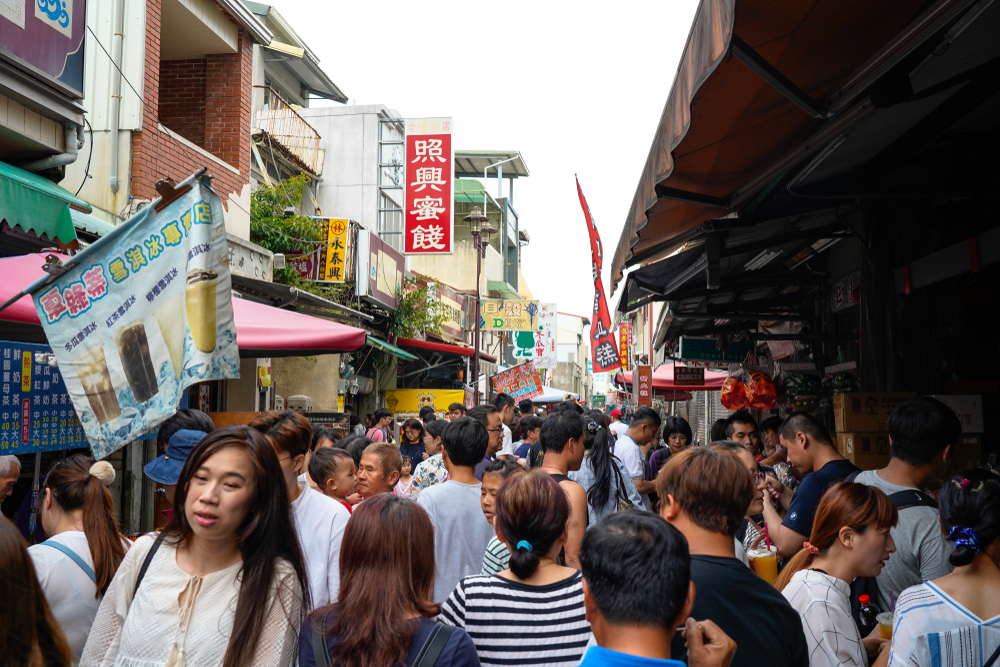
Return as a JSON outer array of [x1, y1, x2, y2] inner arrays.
[[299, 493, 478, 667], [81, 425, 308, 667], [441, 469, 591, 666], [398, 418, 427, 468], [777, 482, 898, 667], [0, 516, 73, 667]]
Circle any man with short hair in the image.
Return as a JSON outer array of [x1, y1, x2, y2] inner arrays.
[[417, 417, 495, 602], [759, 415, 783, 458], [517, 398, 534, 417], [659, 448, 808, 667], [726, 410, 758, 451], [609, 409, 628, 439], [853, 397, 959, 609], [579, 511, 737, 667], [762, 412, 859, 558], [614, 407, 660, 510], [419, 406, 436, 424], [366, 408, 394, 442], [468, 405, 503, 481], [0, 455, 20, 509], [493, 393, 516, 459], [448, 402, 466, 421], [538, 409, 589, 568], [356, 442, 402, 498]]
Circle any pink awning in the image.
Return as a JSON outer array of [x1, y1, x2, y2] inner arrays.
[[0, 253, 367, 357], [616, 364, 728, 392]]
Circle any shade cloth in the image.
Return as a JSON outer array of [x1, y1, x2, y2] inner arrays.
[[0, 253, 367, 357], [616, 364, 727, 391], [0, 160, 92, 247], [397, 337, 474, 357]]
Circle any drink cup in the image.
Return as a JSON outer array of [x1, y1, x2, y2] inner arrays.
[[115, 321, 160, 404], [74, 344, 121, 425], [877, 612, 893, 639], [155, 292, 185, 378], [186, 269, 218, 353], [747, 545, 779, 584]]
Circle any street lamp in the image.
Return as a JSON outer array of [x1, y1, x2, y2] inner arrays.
[[463, 206, 496, 405]]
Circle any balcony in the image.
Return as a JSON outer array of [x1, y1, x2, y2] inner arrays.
[[252, 85, 324, 176]]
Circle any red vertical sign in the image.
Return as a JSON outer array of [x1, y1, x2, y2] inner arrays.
[[635, 365, 652, 406], [576, 177, 621, 373], [619, 324, 629, 370], [404, 117, 454, 255]]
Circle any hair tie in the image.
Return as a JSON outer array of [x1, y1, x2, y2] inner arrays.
[[586, 421, 600, 434], [948, 526, 982, 553], [803, 542, 820, 555], [89, 461, 115, 487], [516, 540, 533, 552], [960, 478, 971, 488]]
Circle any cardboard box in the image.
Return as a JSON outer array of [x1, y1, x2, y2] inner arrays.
[[945, 434, 983, 474], [837, 432, 892, 470], [929, 395, 984, 433], [833, 393, 916, 433]]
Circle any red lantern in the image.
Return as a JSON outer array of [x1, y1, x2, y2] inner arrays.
[[720, 376, 749, 409], [745, 372, 777, 410]]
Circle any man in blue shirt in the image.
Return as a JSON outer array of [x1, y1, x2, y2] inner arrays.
[[578, 512, 736, 667]]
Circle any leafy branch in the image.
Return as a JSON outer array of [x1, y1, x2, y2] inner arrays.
[[389, 278, 448, 339]]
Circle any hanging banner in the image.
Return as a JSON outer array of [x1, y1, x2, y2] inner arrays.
[[536, 303, 557, 369], [320, 218, 349, 282], [480, 299, 539, 331], [619, 323, 629, 370], [27, 173, 240, 459], [634, 364, 653, 406], [492, 361, 543, 401], [404, 117, 454, 255], [576, 177, 621, 373]]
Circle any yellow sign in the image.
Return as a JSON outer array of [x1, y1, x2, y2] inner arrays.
[[321, 218, 349, 282], [21, 351, 31, 392], [481, 299, 540, 332], [384, 389, 465, 414]]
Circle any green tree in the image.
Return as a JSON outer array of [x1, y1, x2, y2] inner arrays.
[[389, 278, 448, 339]]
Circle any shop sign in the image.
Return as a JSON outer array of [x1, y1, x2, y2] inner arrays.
[[27, 176, 240, 458], [404, 117, 454, 255], [287, 248, 318, 280], [673, 366, 704, 386], [592, 395, 606, 409], [480, 299, 539, 331], [355, 229, 403, 311], [227, 235, 272, 281], [319, 218, 350, 283], [634, 364, 652, 406], [619, 324, 629, 370], [0, 0, 86, 95], [678, 336, 754, 365], [493, 361, 543, 401], [535, 303, 557, 369], [832, 271, 861, 312], [384, 388, 464, 413], [431, 283, 466, 339]]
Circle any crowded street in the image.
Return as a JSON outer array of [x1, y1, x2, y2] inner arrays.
[[1, 0, 999, 666]]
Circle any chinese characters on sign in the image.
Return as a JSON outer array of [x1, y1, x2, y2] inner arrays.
[[619, 323, 629, 371], [634, 365, 652, 406], [673, 366, 705, 387], [321, 218, 350, 283], [512, 302, 557, 365], [576, 178, 621, 374], [492, 361, 543, 402], [404, 117, 454, 255], [480, 299, 540, 332]]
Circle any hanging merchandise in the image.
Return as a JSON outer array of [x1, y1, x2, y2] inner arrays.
[[745, 371, 777, 410], [720, 375, 749, 410], [776, 372, 822, 413], [822, 348, 860, 396]]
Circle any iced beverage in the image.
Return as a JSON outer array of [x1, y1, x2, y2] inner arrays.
[[155, 292, 185, 378], [748, 546, 779, 584], [877, 612, 893, 639], [115, 321, 159, 404], [74, 344, 121, 425], [186, 269, 218, 353]]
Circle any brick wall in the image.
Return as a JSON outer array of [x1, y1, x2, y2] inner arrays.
[[158, 59, 207, 148], [133, 0, 251, 211]]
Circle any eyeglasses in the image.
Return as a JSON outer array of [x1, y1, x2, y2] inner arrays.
[[752, 467, 766, 483], [486, 427, 503, 433], [277, 455, 292, 463]]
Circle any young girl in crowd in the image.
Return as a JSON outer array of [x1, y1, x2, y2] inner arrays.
[[648, 416, 692, 481], [304, 428, 339, 490], [887, 469, 1000, 667], [299, 494, 478, 667], [480, 459, 524, 576], [441, 469, 591, 665], [411, 419, 447, 499], [309, 447, 358, 513], [776, 482, 898, 667], [80, 426, 309, 667], [28, 456, 127, 664], [0, 516, 73, 667], [394, 456, 414, 498]]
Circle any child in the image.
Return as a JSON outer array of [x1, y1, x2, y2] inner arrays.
[[309, 447, 357, 513], [480, 459, 524, 575], [394, 456, 414, 498]]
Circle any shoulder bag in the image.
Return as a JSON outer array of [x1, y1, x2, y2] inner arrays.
[[611, 457, 636, 512], [312, 611, 456, 667]]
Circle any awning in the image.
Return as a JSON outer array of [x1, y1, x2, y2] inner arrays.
[[231, 273, 374, 322], [454, 151, 530, 178], [397, 337, 475, 357], [533, 385, 581, 403], [366, 335, 419, 361], [0, 160, 92, 247], [0, 253, 367, 357], [70, 210, 117, 239], [616, 365, 727, 392], [611, 0, 978, 290]]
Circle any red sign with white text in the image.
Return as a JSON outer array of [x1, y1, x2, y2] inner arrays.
[[404, 118, 454, 255]]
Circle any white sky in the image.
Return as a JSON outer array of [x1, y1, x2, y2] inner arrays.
[[277, 0, 701, 317]]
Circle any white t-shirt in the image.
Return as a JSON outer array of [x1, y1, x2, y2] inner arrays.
[[29, 531, 104, 665], [291, 478, 350, 610], [613, 433, 649, 510], [609, 421, 628, 439], [498, 423, 515, 457], [417, 479, 495, 603], [782, 569, 866, 667]]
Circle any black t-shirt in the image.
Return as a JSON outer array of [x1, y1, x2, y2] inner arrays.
[[671, 555, 808, 667], [782, 458, 859, 537]]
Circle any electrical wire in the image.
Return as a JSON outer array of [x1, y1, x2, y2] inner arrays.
[[75, 117, 94, 196]]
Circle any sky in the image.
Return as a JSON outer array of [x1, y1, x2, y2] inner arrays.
[[277, 0, 701, 318]]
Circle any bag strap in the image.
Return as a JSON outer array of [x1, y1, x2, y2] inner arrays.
[[846, 469, 862, 483], [611, 460, 629, 499], [41, 539, 97, 584], [888, 489, 938, 510], [133, 532, 167, 599], [412, 622, 456, 667], [311, 611, 333, 667], [984, 641, 1000, 667]]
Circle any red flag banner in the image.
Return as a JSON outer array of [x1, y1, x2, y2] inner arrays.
[[576, 176, 621, 373]]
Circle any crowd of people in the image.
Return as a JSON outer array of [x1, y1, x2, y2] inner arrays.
[[0, 393, 996, 667]]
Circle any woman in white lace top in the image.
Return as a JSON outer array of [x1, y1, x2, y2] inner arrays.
[[80, 426, 309, 667]]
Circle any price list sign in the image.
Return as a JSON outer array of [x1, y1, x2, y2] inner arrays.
[[1, 341, 87, 455]]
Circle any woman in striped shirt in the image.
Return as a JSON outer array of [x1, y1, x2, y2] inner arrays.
[[441, 469, 590, 665]]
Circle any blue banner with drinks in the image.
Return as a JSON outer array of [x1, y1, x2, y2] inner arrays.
[[25, 173, 240, 459]]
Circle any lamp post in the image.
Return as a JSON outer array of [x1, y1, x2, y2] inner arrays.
[[463, 206, 496, 405]]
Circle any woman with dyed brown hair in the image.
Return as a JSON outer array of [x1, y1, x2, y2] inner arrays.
[[777, 482, 898, 667], [0, 516, 72, 667], [299, 493, 478, 667]]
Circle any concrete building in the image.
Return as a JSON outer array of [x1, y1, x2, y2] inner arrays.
[[551, 312, 592, 402]]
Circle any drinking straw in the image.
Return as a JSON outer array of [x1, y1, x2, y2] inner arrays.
[[764, 524, 771, 551], [889, 591, 896, 613]]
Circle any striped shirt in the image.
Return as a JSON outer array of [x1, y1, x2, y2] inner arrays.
[[481, 537, 510, 576], [440, 571, 591, 666]]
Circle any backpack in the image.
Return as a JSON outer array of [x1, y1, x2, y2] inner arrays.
[[845, 470, 938, 636]]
